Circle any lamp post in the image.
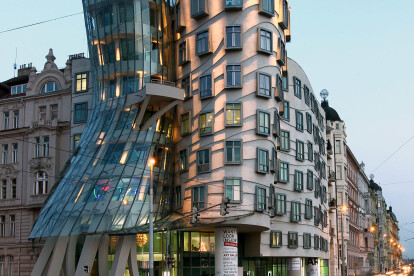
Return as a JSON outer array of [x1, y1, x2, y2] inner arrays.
[[149, 158, 156, 276], [340, 205, 348, 276]]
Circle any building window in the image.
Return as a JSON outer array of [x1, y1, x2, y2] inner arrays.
[[9, 215, 15, 237], [303, 233, 311, 249], [75, 73, 88, 92], [294, 170, 303, 191], [257, 148, 269, 173], [226, 25, 242, 49], [175, 186, 182, 208], [314, 235, 320, 250], [282, 101, 289, 120], [199, 112, 213, 136], [308, 142, 313, 161], [197, 149, 210, 173], [178, 41, 187, 65], [41, 82, 58, 93], [276, 193, 286, 215], [304, 86, 310, 105], [258, 28, 272, 53], [11, 84, 26, 95], [278, 38, 286, 65], [3, 112, 9, 130], [225, 178, 241, 203], [282, 70, 289, 91], [181, 75, 190, 99], [51, 104, 58, 120], [34, 171, 48, 195], [192, 185, 205, 209], [288, 232, 298, 248], [256, 186, 266, 211], [226, 102, 242, 126], [270, 231, 282, 248], [226, 65, 242, 88], [336, 165, 342, 180], [225, 0, 242, 9], [279, 162, 289, 183], [11, 144, 17, 163], [0, 216, 4, 236], [291, 201, 301, 222], [34, 137, 40, 158], [257, 110, 270, 136], [196, 30, 210, 55], [179, 149, 188, 172], [296, 111, 303, 131], [306, 113, 312, 133], [225, 140, 242, 164], [305, 199, 313, 219], [119, 1, 134, 23], [73, 134, 81, 148], [296, 140, 304, 161], [12, 111, 18, 129], [181, 112, 191, 136], [257, 73, 271, 97], [307, 170, 313, 190], [0, 256, 4, 274], [273, 111, 281, 137], [191, 0, 207, 18], [2, 145, 7, 164], [294, 77, 301, 98], [39, 106, 46, 121], [260, 0, 274, 16], [0, 180, 6, 200], [10, 179, 16, 199], [335, 140, 341, 153], [200, 75, 212, 99], [42, 136, 49, 157], [280, 130, 290, 151], [74, 102, 88, 123], [8, 256, 13, 275]]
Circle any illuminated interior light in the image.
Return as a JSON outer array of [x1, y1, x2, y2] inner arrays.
[[119, 151, 129, 164], [116, 83, 120, 97], [199, 241, 208, 252], [123, 199, 128, 205], [136, 234, 148, 247], [74, 184, 85, 203], [116, 48, 121, 61]]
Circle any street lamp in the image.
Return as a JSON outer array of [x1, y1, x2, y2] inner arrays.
[[149, 158, 156, 276], [369, 226, 376, 233], [340, 205, 348, 276]]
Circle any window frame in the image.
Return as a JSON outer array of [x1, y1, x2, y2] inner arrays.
[[303, 233, 311, 249], [294, 170, 303, 191], [290, 201, 301, 222], [199, 74, 213, 99], [255, 186, 267, 211], [225, 64, 242, 88], [75, 72, 88, 93], [224, 139, 242, 164], [73, 102, 88, 123], [282, 101, 289, 121], [279, 161, 289, 183], [306, 113, 312, 133], [257, 72, 272, 98], [199, 111, 214, 136], [196, 148, 211, 174], [296, 111, 303, 132], [288, 231, 298, 248], [225, 25, 242, 49], [280, 130, 290, 152], [270, 231, 282, 248], [276, 193, 287, 215], [259, 0, 275, 17], [180, 111, 191, 136], [191, 185, 206, 210], [224, 177, 242, 203], [308, 141, 314, 161], [181, 74, 191, 99], [293, 76, 302, 98], [178, 40, 189, 65], [191, 0, 208, 19], [296, 140, 304, 161], [307, 170, 314, 190], [196, 30, 210, 56], [225, 102, 242, 127], [256, 147, 269, 174], [258, 27, 273, 54], [179, 148, 188, 172], [305, 199, 313, 219], [256, 110, 271, 136]]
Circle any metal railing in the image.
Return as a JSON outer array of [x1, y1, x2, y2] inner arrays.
[[150, 79, 176, 87]]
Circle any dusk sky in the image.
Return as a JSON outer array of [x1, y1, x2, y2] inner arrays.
[[1, 0, 414, 258]]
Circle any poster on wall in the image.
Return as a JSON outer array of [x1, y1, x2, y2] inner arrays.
[[215, 227, 238, 276]]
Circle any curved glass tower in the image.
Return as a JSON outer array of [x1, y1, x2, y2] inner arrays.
[[30, 0, 179, 239]]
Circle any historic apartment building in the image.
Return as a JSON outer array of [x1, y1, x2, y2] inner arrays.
[[0, 50, 92, 275]]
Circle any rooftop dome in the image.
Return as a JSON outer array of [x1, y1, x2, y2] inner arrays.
[[321, 100, 341, 122]]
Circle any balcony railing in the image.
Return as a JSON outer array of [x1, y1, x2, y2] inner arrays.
[[150, 79, 176, 87]]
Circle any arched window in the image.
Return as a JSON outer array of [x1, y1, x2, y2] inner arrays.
[[41, 82, 58, 93], [34, 171, 48, 195]]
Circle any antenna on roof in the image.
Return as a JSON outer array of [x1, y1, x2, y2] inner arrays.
[[13, 48, 18, 77]]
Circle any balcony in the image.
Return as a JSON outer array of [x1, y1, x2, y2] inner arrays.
[[328, 171, 335, 184]]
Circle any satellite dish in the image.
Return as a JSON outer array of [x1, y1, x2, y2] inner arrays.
[[320, 89, 329, 100], [370, 174, 374, 180]]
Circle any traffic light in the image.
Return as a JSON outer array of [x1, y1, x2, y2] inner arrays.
[[167, 257, 175, 269], [220, 197, 230, 216], [190, 207, 200, 224]]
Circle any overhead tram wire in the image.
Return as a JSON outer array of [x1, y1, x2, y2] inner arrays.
[[0, 12, 84, 34]]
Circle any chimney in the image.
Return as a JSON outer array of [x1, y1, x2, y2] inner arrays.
[[17, 63, 33, 77]]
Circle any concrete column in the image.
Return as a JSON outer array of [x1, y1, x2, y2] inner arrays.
[[64, 235, 78, 276], [215, 227, 238, 276], [304, 258, 319, 276], [31, 237, 58, 276], [47, 236, 69, 276], [287, 257, 302, 276], [74, 235, 101, 276], [98, 235, 109, 276], [110, 235, 138, 276]]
